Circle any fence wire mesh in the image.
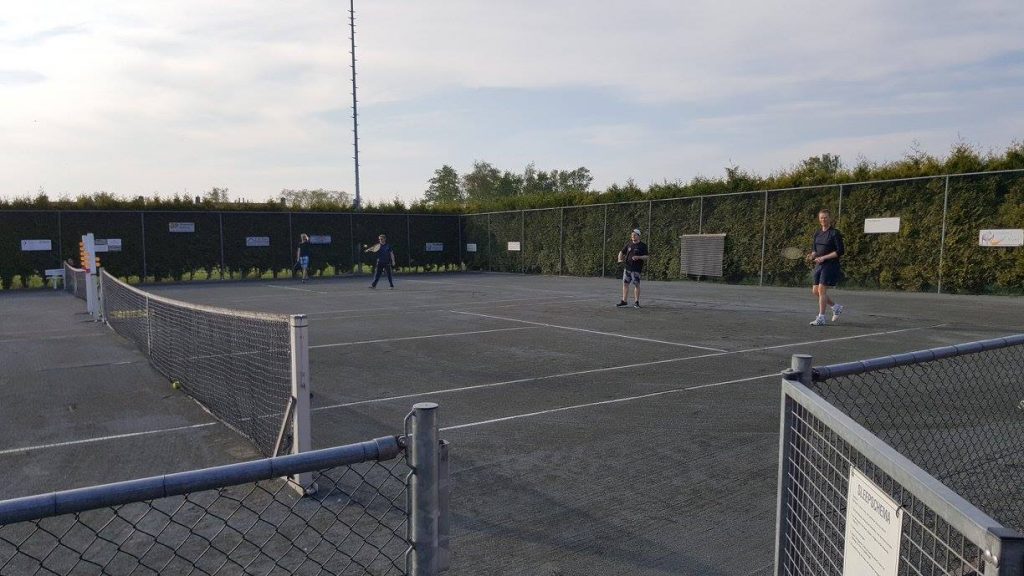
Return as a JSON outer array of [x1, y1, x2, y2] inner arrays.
[[100, 271, 296, 457], [809, 342, 1024, 534], [779, 397, 988, 576], [0, 451, 410, 576]]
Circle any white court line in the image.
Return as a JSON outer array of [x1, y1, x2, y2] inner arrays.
[[310, 326, 539, 349], [441, 373, 778, 431], [5, 323, 947, 456], [0, 422, 217, 456], [262, 284, 331, 294], [452, 310, 728, 352], [308, 296, 601, 319], [312, 324, 943, 412], [403, 278, 575, 295]]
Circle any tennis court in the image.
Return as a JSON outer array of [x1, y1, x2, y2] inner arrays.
[[3, 272, 1023, 575]]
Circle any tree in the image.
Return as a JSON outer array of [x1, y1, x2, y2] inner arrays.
[[423, 165, 463, 205], [280, 189, 352, 209], [204, 187, 230, 203], [462, 161, 502, 203]]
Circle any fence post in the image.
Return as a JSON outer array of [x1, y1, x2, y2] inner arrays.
[[760, 190, 768, 286], [775, 353, 811, 575], [409, 402, 440, 575], [602, 205, 608, 277], [288, 314, 313, 491], [559, 207, 565, 275], [218, 213, 226, 274], [140, 212, 148, 280], [938, 176, 950, 294], [521, 210, 526, 274]]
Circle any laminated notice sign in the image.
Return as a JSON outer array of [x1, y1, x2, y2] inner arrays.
[[507, 242, 521, 252], [843, 467, 902, 576], [425, 242, 444, 252], [169, 222, 195, 233], [864, 218, 901, 234], [309, 235, 332, 245], [21, 239, 52, 251], [466, 243, 477, 253], [979, 229, 1024, 247], [246, 236, 271, 247]]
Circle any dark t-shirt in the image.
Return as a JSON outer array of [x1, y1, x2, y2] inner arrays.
[[621, 241, 648, 272], [298, 241, 311, 258], [376, 243, 394, 264], [812, 228, 844, 264]]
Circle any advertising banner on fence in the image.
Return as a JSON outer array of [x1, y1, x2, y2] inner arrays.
[[425, 242, 444, 252], [169, 222, 195, 233], [843, 467, 902, 576], [466, 243, 477, 253], [979, 229, 1024, 247], [309, 235, 332, 244], [246, 236, 271, 247]]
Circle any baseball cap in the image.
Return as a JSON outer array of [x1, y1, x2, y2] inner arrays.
[[632, 229, 641, 236]]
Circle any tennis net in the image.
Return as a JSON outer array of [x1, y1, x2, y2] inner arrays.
[[63, 261, 88, 300], [99, 270, 308, 458]]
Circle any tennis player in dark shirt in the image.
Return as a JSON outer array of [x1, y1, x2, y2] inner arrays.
[[296, 234, 312, 283], [368, 234, 396, 289], [808, 209, 844, 326], [616, 229, 649, 308]]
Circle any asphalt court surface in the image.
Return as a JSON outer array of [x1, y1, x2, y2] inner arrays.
[[3, 271, 1023, 575]]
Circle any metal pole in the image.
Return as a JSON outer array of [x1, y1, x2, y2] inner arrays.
[[937, 176, 950, 294], [487, 213, 491, 272], [759, 190, 768, 286], [288, 212, 294, 271], [409, 402, 440, 576], [349, 0, 362, 210], [140, 212, 147, 280], [289, 314, 313, 492], [407, 214, 412, 268], [646, 199, 652, 244], [698, 196, 704, 234], [218, 213, 226, 274], [602, 205, 608, 277], [559, 207, 564, 275], [57, 211, 63, 270], [836, 184, 844, 223], [350, 213, 356, 274], [521, 210, 525, 274], [457, 215, 463, 271]]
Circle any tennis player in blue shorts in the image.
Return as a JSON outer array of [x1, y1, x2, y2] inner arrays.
[[295, 233, 311, 283], [368, 234, 396, 289], [808, 209, 844, 326]]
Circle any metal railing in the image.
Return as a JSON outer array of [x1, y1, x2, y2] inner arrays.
[[775, 337, 1024, 576], [0, 403, 450, 576]]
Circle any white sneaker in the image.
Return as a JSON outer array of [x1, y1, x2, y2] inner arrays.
[[809, 315, 827, 326], [831, 304, 844, 322]]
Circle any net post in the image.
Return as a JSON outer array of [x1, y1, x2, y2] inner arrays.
[[409, 402, 440, 576], [83, 233, 99, 318], [288, 314, 313, 492]]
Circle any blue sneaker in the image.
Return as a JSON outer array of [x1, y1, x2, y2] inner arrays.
[[831, 304, 844, 322]]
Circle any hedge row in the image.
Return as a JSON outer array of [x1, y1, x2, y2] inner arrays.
[[462, 171, 1024, 294]]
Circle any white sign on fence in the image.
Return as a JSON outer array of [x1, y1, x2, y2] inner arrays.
[[864, 217, 901, 234], [507, 241, 521, 252], [106, 239, 122, 252], [842, 467, 902, 576], [979, 229, 1024, 247], [20, 239, 52, 251], [169, 222, 195, 233], [246, 236, 271, 247], [425, 242, 444, 252], [309, 235, 332, 245], [466, 243, 477, 253]]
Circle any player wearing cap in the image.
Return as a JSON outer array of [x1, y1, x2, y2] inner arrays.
[[616, 229, 649, 308]]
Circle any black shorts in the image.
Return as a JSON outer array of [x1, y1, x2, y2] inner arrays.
[[813, 262, 842, 287]]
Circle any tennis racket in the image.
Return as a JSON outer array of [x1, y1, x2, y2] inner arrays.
[[780, 247, 806, 260], [364, 243, 381, 253]]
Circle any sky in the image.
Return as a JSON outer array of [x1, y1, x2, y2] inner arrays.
[[2, 1, 1023, 206]]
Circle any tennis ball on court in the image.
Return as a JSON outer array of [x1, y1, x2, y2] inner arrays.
[[171, 380, 181, 390]]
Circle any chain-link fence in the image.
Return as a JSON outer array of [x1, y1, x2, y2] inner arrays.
[[776, 336, 1024, 576], [0, 405, 450, 576]]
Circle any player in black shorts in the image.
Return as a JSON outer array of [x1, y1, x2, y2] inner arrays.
[[808, 209, 844, 326], [616, 229, 649, 308]]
